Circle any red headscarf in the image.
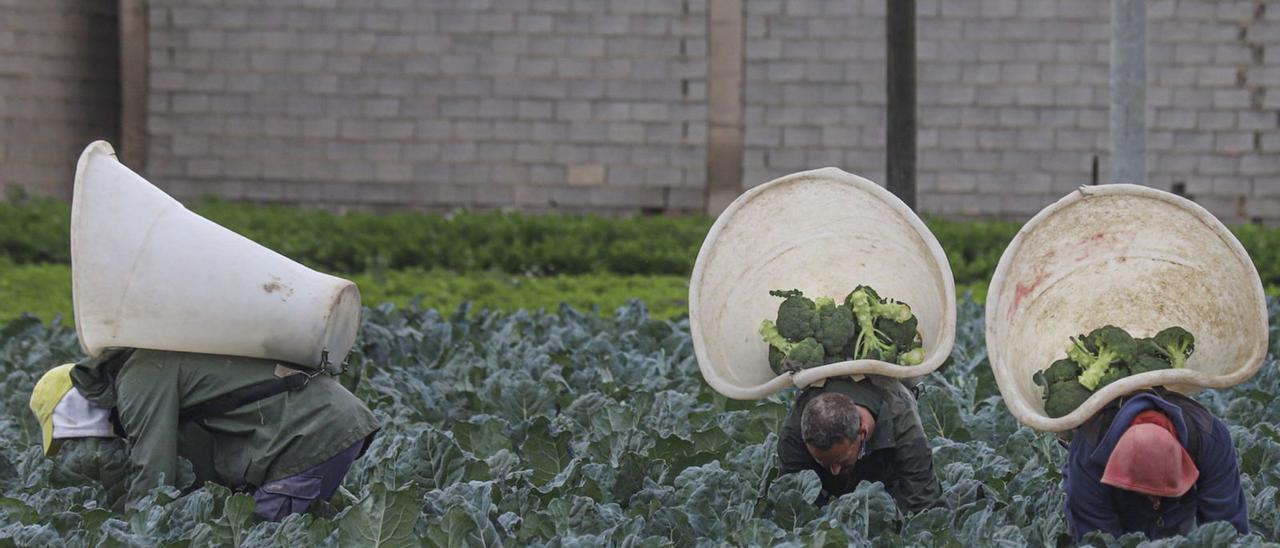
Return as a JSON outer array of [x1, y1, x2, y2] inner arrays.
[[1100, 410, 1199, 498]]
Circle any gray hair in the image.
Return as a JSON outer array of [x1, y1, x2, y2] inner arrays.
[[801, 392, 861, 450]]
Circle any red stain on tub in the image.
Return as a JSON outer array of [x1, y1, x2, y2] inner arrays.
[[1008, 269, 1049, 321], [1074, 231, 1136, 262]]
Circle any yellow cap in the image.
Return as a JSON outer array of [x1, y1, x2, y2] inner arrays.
[[29, 364, 76, 456]]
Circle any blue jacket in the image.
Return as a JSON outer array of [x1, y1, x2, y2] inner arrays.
[[1063, 392, 1248, 540]]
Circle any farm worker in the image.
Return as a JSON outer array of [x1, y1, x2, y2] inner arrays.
[[777, 376, 942, 511], [67, 347, 380, 522], [1063, 389, 1248, 540], [29, 363, 131, 509]]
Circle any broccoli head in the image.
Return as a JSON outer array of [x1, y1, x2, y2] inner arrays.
[[1071, 326, 1137, 391], [845, 288, 897, 361], [770, 289, 820, 341], [760, 321, 824, 372], [1043, 380, 1092, 418], [1149, 326, 1195, 369], [815, 300, 856, 356], [1130, 354, 1173, 375], [1041, 359, 1082, 384], [876, 315, 919, 351], [785, 338, 825, 369], [1095, 364, 1130, 390]]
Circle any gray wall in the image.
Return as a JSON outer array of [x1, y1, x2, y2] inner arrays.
[[2, 0, 1278, 222], [743, 0, 1279, 222], [145, 0, 708, 213], [0, 1, 119, 200]]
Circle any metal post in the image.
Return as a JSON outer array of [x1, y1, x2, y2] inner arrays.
[[705, 0, 744, 216], [1110, 0, 1145, 185], [886, 0, 916, 210], [120, 0, 148, 171]]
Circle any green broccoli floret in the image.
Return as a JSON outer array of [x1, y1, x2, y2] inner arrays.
[[760, 321, 824, 372], [770, 289, 819, 341], [1095, 364, 1130, 389], [898, 346, 925, 366], [876, 315, 919, 351], [814, 300, 856, 356], [786, 338, 825, 369], [768, 346, 786, 375], [1148, 326, 1195, 369], [1043, 380, 1092, 418], [1071, 326, 1137, 391], [1041, 359, 1082, 384], [1130, 354, 1173, 375]]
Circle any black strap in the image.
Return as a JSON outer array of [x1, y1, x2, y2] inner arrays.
[[179, 373, 310, 423]]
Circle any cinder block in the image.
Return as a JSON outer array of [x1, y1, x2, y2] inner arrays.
[[568, 164, 606, 186], [1216, 132, 1255, 154]]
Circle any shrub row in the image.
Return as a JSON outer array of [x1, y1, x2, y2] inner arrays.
[[3, 197, 1279, 288], [0, 262, 696, 324]]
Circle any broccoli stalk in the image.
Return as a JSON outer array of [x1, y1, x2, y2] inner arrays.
[[845, 288, 898, 362], [1069, 326, 1136, 391]]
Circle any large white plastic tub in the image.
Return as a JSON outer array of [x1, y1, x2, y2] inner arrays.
[[689, 167, 957, 400], [986, 184, 1269, 432], [71, 141, 362, 369]]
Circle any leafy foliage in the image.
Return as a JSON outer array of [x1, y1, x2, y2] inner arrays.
[[0, 263, 690, 324], [6, 197, 1280, 292], [0, 297, 1277, 546]]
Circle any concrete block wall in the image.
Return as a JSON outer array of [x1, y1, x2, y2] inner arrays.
[[146, 0, 708, 213], [3, 0, 1276, 222], [0, 1, 119, 200], [744, 0, 1279, 223]]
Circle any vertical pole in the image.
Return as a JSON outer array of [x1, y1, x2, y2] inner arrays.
[[119, 0, 148, 170], [1110, 0, 1145, 185], [705, 0, 744, 216], [886, 0, 916, 210]]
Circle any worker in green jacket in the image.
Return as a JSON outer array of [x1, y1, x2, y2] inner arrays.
[[29, 363, 131, 510], [68, 348, 379, 521], [777, 376, 942, 512]]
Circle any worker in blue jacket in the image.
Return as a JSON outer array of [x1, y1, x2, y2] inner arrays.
[[1063, 389, 1248, 540]]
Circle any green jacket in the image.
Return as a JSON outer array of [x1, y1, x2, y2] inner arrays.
[[71, 349, 378, 502], [777, 376, 942, 513]]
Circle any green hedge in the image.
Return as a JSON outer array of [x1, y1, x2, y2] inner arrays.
[[4, 197, 1280, 288], [0, 262, 694, 324], [0, 197, 707, 276]]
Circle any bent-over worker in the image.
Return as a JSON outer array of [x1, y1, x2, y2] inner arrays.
[[1064, 388, 1248, 540], [69, 348, 379, 521], [777, 376, 942, 512]]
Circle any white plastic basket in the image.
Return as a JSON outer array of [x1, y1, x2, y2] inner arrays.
[[71, 141, 362, 369], [689, 168, 957, 400], [985, 184, 1269, 432]]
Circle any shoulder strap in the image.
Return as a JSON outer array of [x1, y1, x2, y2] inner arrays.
[[178, 372, 310, 423]]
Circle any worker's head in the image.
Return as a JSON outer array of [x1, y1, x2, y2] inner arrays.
[[1100, 410, 1199, 498], [29, 364, 115, 456], [801, 392, 867, 476]]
